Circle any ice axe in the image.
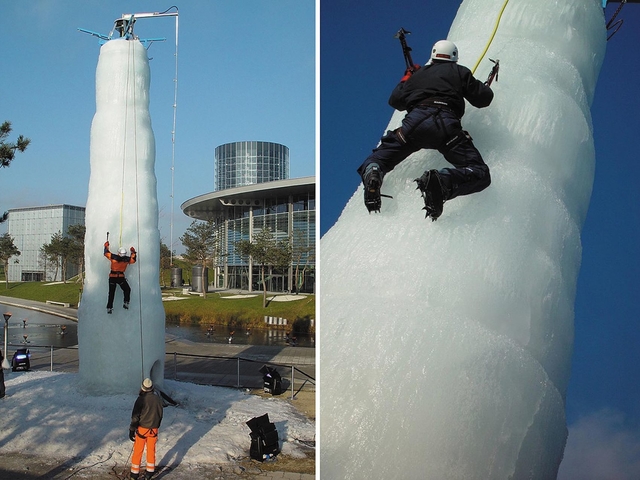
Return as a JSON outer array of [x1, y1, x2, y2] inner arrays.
[[485, 58, 500, 86], [394, 27, 417, 73]]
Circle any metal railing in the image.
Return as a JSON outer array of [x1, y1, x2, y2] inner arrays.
[[167, 351, 315, 400], [4, 344, 79, 373], [3, 344, 315, 400]]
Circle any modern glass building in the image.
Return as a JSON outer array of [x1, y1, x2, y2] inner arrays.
[[215, 141, 290, 191], [6, 204, 86, 282], [181, 177, 315, 294]]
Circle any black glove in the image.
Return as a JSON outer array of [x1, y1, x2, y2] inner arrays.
[[130, 247, 136, 254], [129, 429, 136, 442]]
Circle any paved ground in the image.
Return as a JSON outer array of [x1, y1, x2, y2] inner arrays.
[[0, 452, 316, 479], [0, 297, 316, 479]]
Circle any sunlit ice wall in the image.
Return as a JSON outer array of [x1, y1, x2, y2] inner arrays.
[[78, 39, 165, 395]]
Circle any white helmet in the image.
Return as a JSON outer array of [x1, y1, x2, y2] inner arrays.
[[431, 40, 458, 62], [118, 247, 127, 255]]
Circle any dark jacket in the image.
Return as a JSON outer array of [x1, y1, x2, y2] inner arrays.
[[130, 390, 164, 432], [388, 61, 493, 117]]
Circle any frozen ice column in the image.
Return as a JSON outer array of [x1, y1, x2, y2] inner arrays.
[[320, 0, 606, 478], [78, 38, 165, 395]]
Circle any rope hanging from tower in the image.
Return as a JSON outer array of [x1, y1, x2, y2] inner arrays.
[[105, 7, 179, 383], [118, 38, 146, 380], [471, 0, 510, 76], [605, 0, 628, 40], [130, 39, 145, 379]]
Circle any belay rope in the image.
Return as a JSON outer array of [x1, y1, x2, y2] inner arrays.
[[471, 0, 510, 77], [133, 46, 145, 384], [131, 41, 145, 381], [394, 0, 509, 87], [120, 39, 146, 381]]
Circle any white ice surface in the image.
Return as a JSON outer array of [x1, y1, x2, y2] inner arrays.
[[320, 0, 606, 478], [0, 371, 314, 474], [78, 38, 165, 394]]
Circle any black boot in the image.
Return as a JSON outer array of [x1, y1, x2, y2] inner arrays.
[[363, 164, 383, 213], [415, 170, 445, 221]]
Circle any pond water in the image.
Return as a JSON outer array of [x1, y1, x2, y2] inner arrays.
[[0, 305, 78, 348], [165, 323, 315, 348], [0, 305, 314, 349]]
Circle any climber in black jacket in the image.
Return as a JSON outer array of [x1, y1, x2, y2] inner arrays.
[[357, 39, 494, 218]]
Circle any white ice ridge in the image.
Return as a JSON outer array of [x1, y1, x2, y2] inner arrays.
[[320, 0, 606, 478], [78, 38, 165, 395]]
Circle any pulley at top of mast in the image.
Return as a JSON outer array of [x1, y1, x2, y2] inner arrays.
[[78, 6, 179, 49]]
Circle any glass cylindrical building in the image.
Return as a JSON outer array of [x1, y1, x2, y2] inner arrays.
[[215, 141, 290, 191]]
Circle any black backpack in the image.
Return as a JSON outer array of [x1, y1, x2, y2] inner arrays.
[[246, 413, 280, 461]]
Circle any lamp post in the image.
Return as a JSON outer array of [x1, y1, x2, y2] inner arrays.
[[2, 312, 11, 369]]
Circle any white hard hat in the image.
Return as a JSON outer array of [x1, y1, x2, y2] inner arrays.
[[118, 247, 127, 255], [141, 378, 153, 391], [431, 40, 458, 62]]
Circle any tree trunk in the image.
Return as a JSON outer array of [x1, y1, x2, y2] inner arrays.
[[201, 262, 207, 299], [261, 264, 267, 308]]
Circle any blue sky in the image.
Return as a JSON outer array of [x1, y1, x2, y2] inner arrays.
[[0, 1, 315, 254], [320, 0, 640, 477]]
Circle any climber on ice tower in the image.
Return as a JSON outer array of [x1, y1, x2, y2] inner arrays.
[[357, 39, 494, 220], [104, 239, 136, 314]]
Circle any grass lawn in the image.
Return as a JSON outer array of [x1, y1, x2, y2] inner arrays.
[[0, 281, 315, 332], [0, 280, 84, 305]]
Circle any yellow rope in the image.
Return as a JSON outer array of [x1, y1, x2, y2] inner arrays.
[[471, 0, 511, 75]]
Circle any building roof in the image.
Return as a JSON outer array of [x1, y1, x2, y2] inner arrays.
[[181, 176, 315, 221], [8, 204, 86, 213]]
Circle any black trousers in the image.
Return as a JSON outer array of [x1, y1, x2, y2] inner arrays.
[[107, 276, 131, 309], [357, 106, 491, 201]]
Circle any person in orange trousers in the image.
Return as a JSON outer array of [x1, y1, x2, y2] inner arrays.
[[129, 378, 163, 480]]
